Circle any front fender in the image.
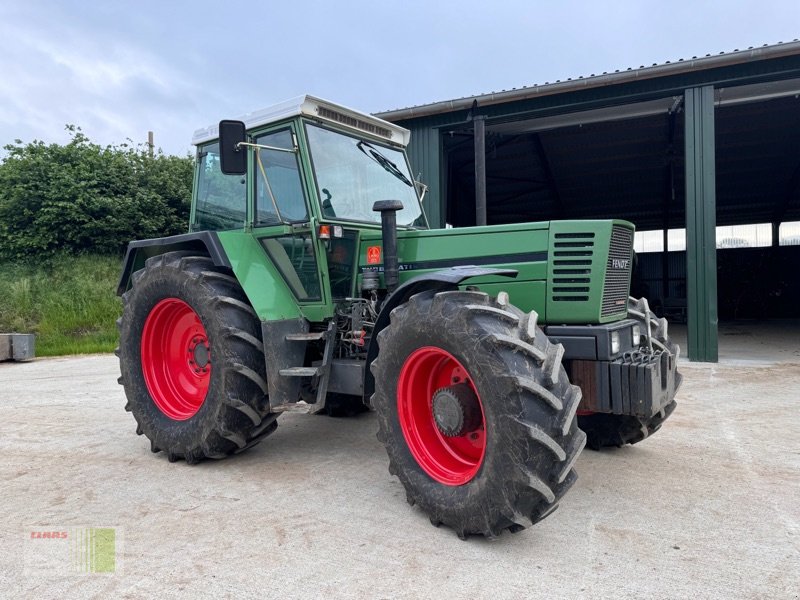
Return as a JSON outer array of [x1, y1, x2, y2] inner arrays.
[[362, 266, 518, 403]]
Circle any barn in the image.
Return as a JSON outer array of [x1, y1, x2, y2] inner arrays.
[[376, 41, 800, 361]]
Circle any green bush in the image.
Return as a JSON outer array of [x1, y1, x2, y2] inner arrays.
[[0, 254, 122, 355], [0, 126, 193, 259]]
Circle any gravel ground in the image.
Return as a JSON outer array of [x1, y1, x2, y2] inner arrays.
[[0, 354, 798, 599]]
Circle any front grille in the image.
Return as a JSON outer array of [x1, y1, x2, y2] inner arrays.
[[601, 226, 633, 317], [552, 232, 594, 303]]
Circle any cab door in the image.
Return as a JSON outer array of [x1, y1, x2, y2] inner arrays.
[[250, 124, 331, 320]]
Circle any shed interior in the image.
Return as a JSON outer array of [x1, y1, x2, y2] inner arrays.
[[442, 78, 800, 321]]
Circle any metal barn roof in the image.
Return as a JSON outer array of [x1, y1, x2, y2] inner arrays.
[[375, 40, 800, 121]]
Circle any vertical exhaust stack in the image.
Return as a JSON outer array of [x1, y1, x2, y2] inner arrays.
[[372, 200, 404, 292]]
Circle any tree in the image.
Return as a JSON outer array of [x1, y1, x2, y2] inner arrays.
[[0, 126, 193, 258]]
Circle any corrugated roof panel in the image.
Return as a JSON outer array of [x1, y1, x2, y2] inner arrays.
[[375, 40, 800, 122]]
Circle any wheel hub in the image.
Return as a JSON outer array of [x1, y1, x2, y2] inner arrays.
[[432, 384, 482, 437], [190, 337, 210, 370]]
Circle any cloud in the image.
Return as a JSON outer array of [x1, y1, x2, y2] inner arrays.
[[1, 0, 800, 157], [0, 2, 210, 155]]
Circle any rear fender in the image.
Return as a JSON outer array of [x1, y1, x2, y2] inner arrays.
[[116, 232, 231, 296]]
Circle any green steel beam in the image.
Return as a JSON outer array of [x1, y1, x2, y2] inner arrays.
[[685, 85, 719, 362]]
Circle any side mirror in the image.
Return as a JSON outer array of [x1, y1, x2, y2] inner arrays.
[[219, 120, 247, 175]]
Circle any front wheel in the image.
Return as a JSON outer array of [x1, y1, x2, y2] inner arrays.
[[371, 290, 586, 538]]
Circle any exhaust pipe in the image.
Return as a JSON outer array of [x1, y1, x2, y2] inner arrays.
[[372, 200, 403, 293]]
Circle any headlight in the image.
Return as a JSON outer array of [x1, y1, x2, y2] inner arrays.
[[632, 325, 641, 347], [611, 331, 620, 354]]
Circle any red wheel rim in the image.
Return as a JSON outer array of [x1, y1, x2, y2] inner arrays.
[[397, 347, 486, 485], [141, 298, 210, 420]]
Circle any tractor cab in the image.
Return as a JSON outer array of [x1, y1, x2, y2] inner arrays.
[[189, 95, 427, 304], [191, 96, 426, 231]]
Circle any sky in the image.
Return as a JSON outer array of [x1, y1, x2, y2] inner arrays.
[[1, 1, 799, 157]]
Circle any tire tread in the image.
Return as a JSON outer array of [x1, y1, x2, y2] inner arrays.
[[371, 289, 583, 537], [117, 252, 278, 464]]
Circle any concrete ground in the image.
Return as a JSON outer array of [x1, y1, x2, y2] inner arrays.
[[1, 350, 798, 599], [670, 319, 800, 364]]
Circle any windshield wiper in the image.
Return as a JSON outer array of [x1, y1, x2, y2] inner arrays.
[[356, 141, 413, 187]]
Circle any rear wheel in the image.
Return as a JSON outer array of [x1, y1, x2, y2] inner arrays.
[[117, 252, 278, 463], [578, 296, 680, 449], [371, 290, 586, 538]]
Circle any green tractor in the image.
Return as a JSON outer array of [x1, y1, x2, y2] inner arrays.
[[116, 96, 680, 538]]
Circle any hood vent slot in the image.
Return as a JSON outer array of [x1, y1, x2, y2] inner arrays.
[[552, 232, 594, 302]]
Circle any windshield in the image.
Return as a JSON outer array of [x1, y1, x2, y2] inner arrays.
[[305, 123, 426, 227]]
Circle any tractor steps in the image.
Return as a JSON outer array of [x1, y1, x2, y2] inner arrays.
[[271, 401, 316, 414], [285, 331, 327, 342], [273, 321, 337, 415], [279, 367, 320, 377]]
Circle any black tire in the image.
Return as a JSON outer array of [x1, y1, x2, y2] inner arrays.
[[322, 393, 370, 418], [116, 252, 277, 463], [578, 296, 680, 450], [371, 290, 586, 538]]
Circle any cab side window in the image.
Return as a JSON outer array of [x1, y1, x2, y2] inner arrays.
[[193, 142, 246, 231], [255, 129, 308, 225]]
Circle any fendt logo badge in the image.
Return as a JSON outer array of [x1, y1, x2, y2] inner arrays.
[[611, 258, 630, 270]]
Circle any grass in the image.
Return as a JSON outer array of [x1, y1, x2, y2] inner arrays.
[[0, 254, 122, 356]]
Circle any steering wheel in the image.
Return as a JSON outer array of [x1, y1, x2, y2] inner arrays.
[[321, 188, 336, 218]]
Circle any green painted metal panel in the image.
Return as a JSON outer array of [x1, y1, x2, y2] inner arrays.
[[216, 230, 303, 321], [684, 86, 719, 362], [473, 281, 546, 314], [546, 220, 633, 324], [360, 221, 549, 279], [405, 125, 443, 227], [359, 222, 549, 316], [357, 219, 630, 324]]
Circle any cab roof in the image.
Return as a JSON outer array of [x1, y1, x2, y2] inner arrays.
[[192, 95, 410, 148]]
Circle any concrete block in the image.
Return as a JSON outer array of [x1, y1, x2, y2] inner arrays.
[[0, 335, 10, 361], [0, 333, 36, 361], [12, 334, 35, 361]]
